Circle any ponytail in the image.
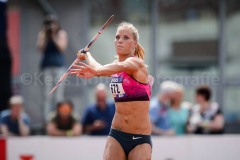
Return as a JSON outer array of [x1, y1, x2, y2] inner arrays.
[[134, 43, 144, 59]]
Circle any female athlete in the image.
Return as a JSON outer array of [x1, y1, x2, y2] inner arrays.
[[71, 22, 153, 160]]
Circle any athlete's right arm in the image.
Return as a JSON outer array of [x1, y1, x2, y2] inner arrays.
[[70, 57, 144, 79], [77, 51, 103, 69]]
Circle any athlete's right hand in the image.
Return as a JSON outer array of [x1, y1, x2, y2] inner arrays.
[[70, 62, 97, 79], [77, 49, 87, 60]]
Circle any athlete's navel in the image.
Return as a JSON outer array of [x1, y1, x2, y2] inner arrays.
[[124, 117, 128, 124]]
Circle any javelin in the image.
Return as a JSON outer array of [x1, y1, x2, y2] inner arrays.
[[49, 15, 114, 95]]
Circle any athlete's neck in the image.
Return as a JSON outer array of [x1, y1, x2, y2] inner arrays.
[[118, 54, 134, 62]]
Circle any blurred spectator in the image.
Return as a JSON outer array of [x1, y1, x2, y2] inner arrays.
[[149, 81, 176, 136], [187, 85, 224, 134], [82, 84, 115, 135], [47, 99, 81, 136], [0, 0, 12, 112], [0, 95, 30, 137], [168, 83, 189, 135], [37, 15, 68, 122]]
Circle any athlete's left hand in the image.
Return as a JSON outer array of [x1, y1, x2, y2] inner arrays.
[[70, 62, 97, 79], [77, 49, 89, 60]]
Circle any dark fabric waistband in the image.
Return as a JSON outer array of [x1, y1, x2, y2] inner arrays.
[[110, 128, 151, 137]]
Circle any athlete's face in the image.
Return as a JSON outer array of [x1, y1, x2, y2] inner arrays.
[[115, 27, 137, 56]]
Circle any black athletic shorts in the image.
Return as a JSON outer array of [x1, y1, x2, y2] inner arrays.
[[109, 129, 152, 156]]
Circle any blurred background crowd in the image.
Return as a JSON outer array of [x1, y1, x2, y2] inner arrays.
[[1, 0, 240, 137]]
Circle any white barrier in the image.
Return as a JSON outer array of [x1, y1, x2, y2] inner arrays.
[[8, 135, 240, 160]]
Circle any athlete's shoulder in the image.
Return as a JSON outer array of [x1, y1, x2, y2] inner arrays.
[[125, 56, 145, 67]]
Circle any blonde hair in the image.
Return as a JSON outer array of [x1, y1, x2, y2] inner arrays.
[[117, 22, 144, 59]]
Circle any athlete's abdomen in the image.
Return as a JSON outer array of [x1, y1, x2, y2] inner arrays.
[[111, 101, 151, 135]]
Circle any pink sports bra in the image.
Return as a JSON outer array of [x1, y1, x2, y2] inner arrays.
[[109, 72, 152, 102]]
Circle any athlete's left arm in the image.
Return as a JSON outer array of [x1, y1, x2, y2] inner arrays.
[[70, 57, 143, 78], [96, 57, 142, 76]]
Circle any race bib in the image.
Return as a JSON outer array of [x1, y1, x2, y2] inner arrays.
[[110, 77, 126, 98]]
